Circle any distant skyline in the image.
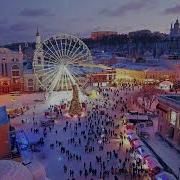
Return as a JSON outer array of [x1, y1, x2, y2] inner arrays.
[[0, 0, 180, 44]]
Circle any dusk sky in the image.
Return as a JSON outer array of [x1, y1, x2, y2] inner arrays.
[[0, 0, 180, 44]]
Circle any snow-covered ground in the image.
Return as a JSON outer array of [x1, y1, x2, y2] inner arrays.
[[6, 88, 147, 180], [0, 87, 178, 180], [0, 93, 44, 109]]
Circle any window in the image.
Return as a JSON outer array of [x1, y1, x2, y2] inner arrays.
[[1, 63, 4, 75], [170, 111, 177, 126], [12, 65, 20, 77], [37, 57, 41, 64], [5, 63, 7, 76], [28, 79, 33, 87]]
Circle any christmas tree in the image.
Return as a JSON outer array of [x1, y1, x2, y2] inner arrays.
[[68, 85, 82, 117]]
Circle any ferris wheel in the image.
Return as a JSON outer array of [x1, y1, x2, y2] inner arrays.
[[33, 34, 93, 92]]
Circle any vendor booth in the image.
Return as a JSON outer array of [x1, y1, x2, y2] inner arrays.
[[130, 139, 144, 149], [135, 146, 151, 160], [143, 156, 162, 176]]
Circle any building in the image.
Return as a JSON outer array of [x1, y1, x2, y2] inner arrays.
[[23, 60, 36, 92], [91, 31, 118, 40], [0, 106, 10, 158], [0, 29, 43, 94], [0, 47, 24, 93], [170, 19, 180, 39], [88, 68, 116, 87], [157, 95, 180, 146]]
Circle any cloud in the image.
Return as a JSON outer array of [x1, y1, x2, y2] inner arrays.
[[120, 26, 133, 32], [0, 22, 43, 45], [19, 8, 54, 17], [163, 5, 180, 15], [10, 22, 36, 32], [0, 18, 8, 25], [99, 0, 156, 17]]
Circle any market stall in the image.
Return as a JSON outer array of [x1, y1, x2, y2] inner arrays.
[[143, 156, 162, 176], [130, 139, 144, 149], [135, 146, 151, 160]]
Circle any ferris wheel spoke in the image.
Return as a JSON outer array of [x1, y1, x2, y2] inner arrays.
[[34, 65, 56, 73], [71, 54, 90, 64], [55, 37, 63, 59], [48, 39, 62, 64], [65, 67, 75, 89], [44, 51, 59, 65], [48, 67, 63, 92], [58, 69, 64, 91], [68, 50, 87, 64], [43, 42, 60, 64], [64, 72, 69, 91], [64, 67, 76, 85], [66, 73, 72, 90], [71, 48, 86, 60], [68, 66, 82, 80], [66, 38, 72, 56], [69, 44, 83, 60], [72, 69, 83, 78], [68, 41, 78, 57], [44, 72, 57, 90], [64, 38, 67, 57], [60, 69, 65, 91], [70, 71, 80, 86], [33, 62, 57, 69], [41, 68, 58, 83], [55, 66, 63, 91], [60, 38, 64, 56], [41, 74, 57, 89]]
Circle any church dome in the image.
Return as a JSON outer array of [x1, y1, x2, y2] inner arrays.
[[0, 160, 33, 180]]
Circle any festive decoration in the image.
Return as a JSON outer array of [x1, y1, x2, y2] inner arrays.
[[68, 85, 82, 117]]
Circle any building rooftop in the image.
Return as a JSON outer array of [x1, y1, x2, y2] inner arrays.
[[158, 95, 180, 110], [0, 106, 9, 126]]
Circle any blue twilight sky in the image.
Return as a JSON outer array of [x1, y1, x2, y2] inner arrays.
[[0, 0, 179, 44]]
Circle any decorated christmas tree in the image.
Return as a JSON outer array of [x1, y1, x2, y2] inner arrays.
[[68, 85, 82, 117]]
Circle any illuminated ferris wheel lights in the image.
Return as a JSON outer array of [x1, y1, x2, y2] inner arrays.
[[33, 34, 93, 93]]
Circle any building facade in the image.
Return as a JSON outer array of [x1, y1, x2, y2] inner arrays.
[[0, 29, 43, 94], [157, 95, 180, 146], [0, 47, 24, 93], [88, 68, 116, 87]]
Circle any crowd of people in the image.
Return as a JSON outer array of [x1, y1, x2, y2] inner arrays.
[[21, 86, 150, 180]]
